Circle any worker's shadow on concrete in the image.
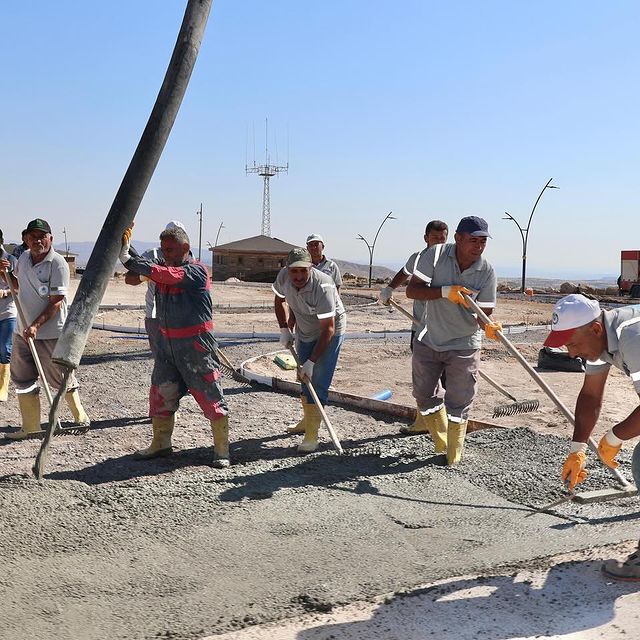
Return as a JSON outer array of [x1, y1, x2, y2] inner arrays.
[[80, 350, 152, 365], [294, 559, 640, 640], [42, 434, 303, 485], [218, 453, 444, 503], [43, 446, 226, 484]]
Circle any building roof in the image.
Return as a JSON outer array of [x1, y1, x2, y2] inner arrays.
[[210, 234, 299, 253]]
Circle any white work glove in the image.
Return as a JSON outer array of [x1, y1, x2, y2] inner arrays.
[[300, 359, 315, 382], [379, 286, 394, 306], [279, 327, 294, 348], [119, 226, 133, 264]]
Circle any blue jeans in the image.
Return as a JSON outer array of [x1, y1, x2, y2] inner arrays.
[[297, 333, 345, 405], [0, 318, 16, 364]]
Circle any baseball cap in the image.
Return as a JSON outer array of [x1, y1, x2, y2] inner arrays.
[[456, 216, 491, 238], [287, 247, 313, 268], [25, 218, 52, 234], [165, 220, 186, 231], [543, 294, 602, 348], [306, 233, 324, 244]]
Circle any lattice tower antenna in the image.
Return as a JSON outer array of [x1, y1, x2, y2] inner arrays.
[[245, 118, 288, 236]]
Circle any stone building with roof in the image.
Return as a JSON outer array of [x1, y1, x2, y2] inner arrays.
[[209, 235, 299, 282]]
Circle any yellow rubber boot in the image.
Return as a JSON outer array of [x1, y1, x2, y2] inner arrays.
[[133, 415, 175, 460], [0, 363, 10, 402], [446, 419, 468, 466], [286, 396, 309, 434], [65, 389, 91, 426], [5, 393, 41, 440], [211, 415, 230, 468], [400, 406, 447, 450], [399, 410, 430, 435], [298, 403, 321, 454], [427, 406, 448, 454]]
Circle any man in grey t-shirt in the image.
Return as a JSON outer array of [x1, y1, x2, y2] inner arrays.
[[543, 294, 640, 581], [306, 233, 342, 290], [273, 247, 346, 453], [405, 216, 500, 465], [379, 220, 449, 350], [0, 218, 90, 439]]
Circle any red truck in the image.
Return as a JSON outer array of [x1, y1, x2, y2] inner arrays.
[[620, 251, 640, 297]]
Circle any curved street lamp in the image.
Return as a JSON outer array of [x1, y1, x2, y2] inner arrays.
[[357, 210, 396, 288], [503, 178, 559, 293]]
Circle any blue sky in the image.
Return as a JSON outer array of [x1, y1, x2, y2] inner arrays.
[[1, 1, 638, 278]]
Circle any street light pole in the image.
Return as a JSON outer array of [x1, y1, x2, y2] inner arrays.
[[214, 221, 224, 247], [196, 202, 203, 261], [357, 210, 396, 288], [503, 178, 559, 293]]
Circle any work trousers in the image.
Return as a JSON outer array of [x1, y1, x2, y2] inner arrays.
[[10, 335, 79, 394], [412, 338, 480, 421], [0, 317, 16, 364], [297, 333, 345, 406], [144, 317, 161, 358], [149, 331, 228, 420]]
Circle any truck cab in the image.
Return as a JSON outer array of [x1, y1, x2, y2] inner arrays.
[[620, 250, 640, 297]]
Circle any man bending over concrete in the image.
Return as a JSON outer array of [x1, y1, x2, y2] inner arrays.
[[546, 294, 640, 580], [273, 247, 346, 453]]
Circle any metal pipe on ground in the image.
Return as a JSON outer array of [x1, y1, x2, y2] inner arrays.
[[32, 0, 214, 481]]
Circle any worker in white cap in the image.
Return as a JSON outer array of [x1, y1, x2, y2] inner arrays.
[[125, 221, 188, 355], [544, 293, 640, 580], [306, 233, 342, 291], [273, 247, 346, 453]]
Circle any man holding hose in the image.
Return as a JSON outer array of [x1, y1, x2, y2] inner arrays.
[[405, 216, 500, 465], [545, 293, 640, 580], [119, 224, 230, 468]]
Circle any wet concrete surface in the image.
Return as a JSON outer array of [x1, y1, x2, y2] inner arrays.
[[1, 338, 639, 639]]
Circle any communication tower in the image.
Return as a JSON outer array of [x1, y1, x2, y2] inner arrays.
[[246, 119, 288, 237]]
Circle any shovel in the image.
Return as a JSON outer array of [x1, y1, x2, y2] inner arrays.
[[386, 298, 539, 418]]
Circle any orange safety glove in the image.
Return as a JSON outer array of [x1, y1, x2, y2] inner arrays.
[[119, 225, 134, 264], [441, 285, 472, 307], [484, 321, 502, 341], [598, 430, 623, 469], [561, 450, 588, 491], [122, 226, 133, 245]]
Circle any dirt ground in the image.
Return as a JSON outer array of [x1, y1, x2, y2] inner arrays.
[[1, 281, 639, 640]]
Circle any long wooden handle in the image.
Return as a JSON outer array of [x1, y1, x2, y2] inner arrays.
[[463, 293, 630, 487], [288, 345, 344, 455], [1, 248, 59, 416]]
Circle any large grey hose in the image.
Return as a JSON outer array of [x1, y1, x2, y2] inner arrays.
[[52, 0, 213, 370], [34, 0, 213, 480]]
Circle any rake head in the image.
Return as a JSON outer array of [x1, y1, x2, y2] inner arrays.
[[492, 399, 540, 419], [340, 445, 382, 458], [4, 425, 91, 441], [218, 362, 253, 387]]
